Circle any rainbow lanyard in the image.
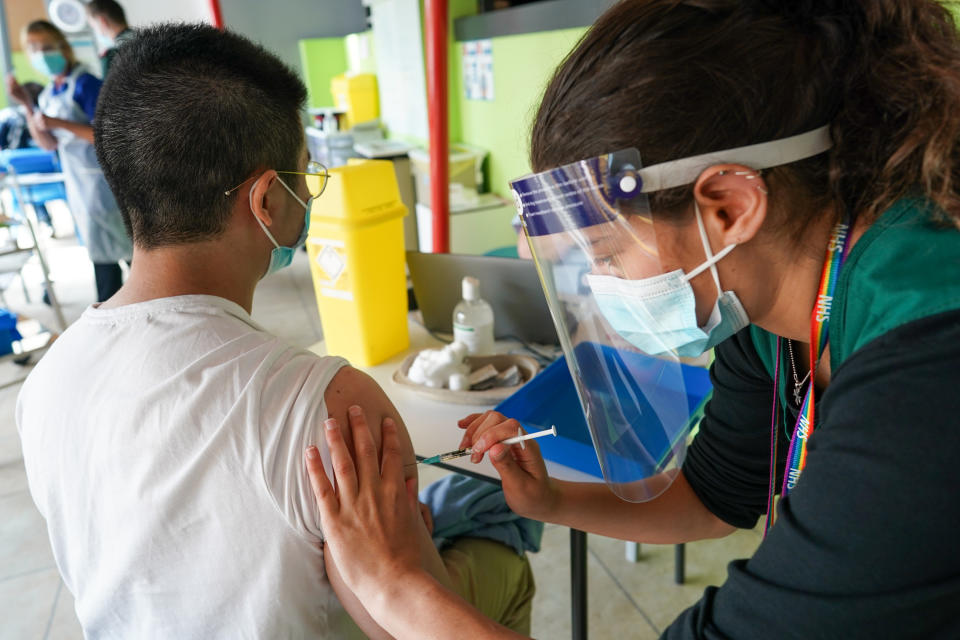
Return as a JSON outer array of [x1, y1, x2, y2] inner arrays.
[[765, 217, 851, 535]]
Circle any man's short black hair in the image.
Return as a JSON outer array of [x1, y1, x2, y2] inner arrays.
[[94, 23, 307, 248], [85, 0, 127, 27]]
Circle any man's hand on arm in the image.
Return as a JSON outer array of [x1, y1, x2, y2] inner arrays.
[[323, 367, 454, 591]]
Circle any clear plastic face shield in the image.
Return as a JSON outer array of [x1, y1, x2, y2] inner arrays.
[[509, 126, 832, 502]]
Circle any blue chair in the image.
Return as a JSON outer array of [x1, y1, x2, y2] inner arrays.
[[0, 149, 67, 226], [0, 148, 69, 329]]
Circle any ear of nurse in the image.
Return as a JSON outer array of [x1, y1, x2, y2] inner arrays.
[[677, 164, 769, 327]]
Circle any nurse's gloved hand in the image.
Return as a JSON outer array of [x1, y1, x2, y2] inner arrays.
[[31, 111, 49, 132], [458, 411, 559, 521], [6, 75, 27, 106], [304, 408, 422, 599]]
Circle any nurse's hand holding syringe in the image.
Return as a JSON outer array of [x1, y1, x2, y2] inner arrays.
[[457, 412, 561, 523], [410, 425, 557, 466]]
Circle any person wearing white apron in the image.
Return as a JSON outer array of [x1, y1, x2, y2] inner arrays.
[[8, 19, 132, 302]]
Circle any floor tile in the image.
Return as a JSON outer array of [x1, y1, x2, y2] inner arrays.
[[528, 525, 660, 639], [0, 385, 29, 499], [588, 528, 763, 632], [47, 581, 84, 639], [0, 568, 60, 640], [0, 457, 29, 499], [0, 490, 56, 580]]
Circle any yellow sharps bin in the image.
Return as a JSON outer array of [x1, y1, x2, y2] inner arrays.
[[307, 159, 409, 366], [331, 73, 379, 130]]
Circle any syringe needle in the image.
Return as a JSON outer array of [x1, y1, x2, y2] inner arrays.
[[409, 425, 557, 466]]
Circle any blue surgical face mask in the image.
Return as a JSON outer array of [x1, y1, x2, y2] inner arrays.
[[29, 50, 68, 77], [94, 30, 115, 51], [585, 203, 750, 357], [249, 174, 313, 276]]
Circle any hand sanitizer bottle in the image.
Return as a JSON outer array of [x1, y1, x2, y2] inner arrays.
[[453, 276, 494, 355]]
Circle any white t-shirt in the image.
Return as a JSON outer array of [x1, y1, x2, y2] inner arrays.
[[16, 295, 355, 639]]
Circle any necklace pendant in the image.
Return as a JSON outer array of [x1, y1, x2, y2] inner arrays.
[[793, 383, 803, 406]]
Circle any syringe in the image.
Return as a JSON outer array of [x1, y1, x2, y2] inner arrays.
[[414, 425, 558, 466]]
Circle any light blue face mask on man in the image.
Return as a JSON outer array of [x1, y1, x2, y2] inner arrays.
[[29, 51, 68, 77], [585, 202, 750, 358], [249, 174, 313, 276]]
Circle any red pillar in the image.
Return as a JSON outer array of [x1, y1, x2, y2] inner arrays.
[[424, 0, 449, 253], [208, 0, 225, 30]]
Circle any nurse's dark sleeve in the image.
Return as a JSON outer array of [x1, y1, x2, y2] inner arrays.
[[663, 310, 960, 639], [682, 327, 788, 529], [73, 73, 103, 123]]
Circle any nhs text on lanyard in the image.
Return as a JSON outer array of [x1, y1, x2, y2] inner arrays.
[[765, 218, 851, 534]]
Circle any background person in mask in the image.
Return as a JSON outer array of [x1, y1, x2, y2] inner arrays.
[[0, 81, 56, 231], [6, 20, 132, 302], [85, 0, 132, 77], [302, 0, 960, 638]]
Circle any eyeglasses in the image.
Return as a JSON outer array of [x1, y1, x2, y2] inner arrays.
[[224, 160, 330, 199]]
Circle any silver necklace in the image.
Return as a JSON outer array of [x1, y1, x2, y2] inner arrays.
[[786, 340, 812, 406]]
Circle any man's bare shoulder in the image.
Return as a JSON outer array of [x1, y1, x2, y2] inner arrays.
[[323, 366, 388, 425], [321, 365, 416, 468]]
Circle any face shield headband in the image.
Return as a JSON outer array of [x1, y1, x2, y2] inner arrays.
[[508, 125, 832, 502]]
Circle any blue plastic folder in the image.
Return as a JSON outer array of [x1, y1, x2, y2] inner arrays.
[[495, 343, 712, 479]]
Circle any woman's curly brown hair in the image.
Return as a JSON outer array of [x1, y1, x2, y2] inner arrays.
[[532, 0, 960, 231]]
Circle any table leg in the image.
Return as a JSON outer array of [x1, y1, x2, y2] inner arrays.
[[571, 529, 588, 640], [674, 543, 685, 585]]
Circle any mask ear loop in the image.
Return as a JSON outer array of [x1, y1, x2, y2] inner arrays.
[[275, 175, 309, 210], [248, 174, 281, 249], [683, 200, 736, 291], [683, 167, 767, 288]]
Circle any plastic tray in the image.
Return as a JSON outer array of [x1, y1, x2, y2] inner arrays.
[[393, 351, 540, 405]]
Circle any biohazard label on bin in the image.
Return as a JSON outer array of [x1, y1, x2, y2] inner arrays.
[[316, 245, 345, 282], [310, 238, 354, 301]]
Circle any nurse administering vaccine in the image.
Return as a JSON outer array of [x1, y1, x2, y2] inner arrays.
[[305, 1, 960, 637], [7, 20, 132, 302]]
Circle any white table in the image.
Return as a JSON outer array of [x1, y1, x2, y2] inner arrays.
[[309, 315, 596, 639]]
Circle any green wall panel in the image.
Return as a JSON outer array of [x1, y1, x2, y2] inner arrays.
[[298, 37, 349, 109], [0, 52, 52, 110], [453, 27, 584, 196]]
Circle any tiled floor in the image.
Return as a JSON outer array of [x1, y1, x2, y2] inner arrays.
[[0, 230, 762, 639]]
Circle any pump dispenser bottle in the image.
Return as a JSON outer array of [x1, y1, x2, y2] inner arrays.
[[453, 276, 494, 355]]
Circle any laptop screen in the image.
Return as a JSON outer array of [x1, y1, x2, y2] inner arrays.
[[407, 251, 559, 346]]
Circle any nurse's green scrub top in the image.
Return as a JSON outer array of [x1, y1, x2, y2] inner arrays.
[[671, 198, 960, 639]]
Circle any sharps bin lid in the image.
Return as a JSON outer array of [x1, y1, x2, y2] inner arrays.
[[309, 159, 407, 228]]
